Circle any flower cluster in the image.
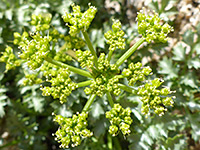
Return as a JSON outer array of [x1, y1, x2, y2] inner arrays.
[[106, 104, 132, 136], [0, 46, 21, 71], [122, 62, 152, 86], [76, 50, 94, 69], [136, 9, 173, 43], [41, 67, 77, 104], [23, 73, 42, 85], [84, 53, 120, 97], [97, 53, 119, 73], [104, 20, 125, 51], [137, 78, 174, 116], [54, 49, 72, 63], [40, 62, 56, 79], [49, 28, 64, 43], [30, 14, 52, 31], [17, 32, 52, 70], [13, 31, 29, 45], [84, 75, 120, 97], [62, 3, 97, 36], [53, 112, 93, 148], [64, 35, 85, 49]]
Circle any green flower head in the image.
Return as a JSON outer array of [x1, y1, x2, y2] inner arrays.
[[136, 8, 173, 43]]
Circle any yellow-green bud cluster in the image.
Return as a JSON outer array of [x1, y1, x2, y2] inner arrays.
[[0, 46, 21, 71], [62, 3, 97, 36], [64, 35, 85, 49], [49, 29, 64, 43], [76, 50, 94, 69], [30, 14, 52, 31], [136, 9, 173, 43], [13, 31, 29, 45], [106, 104, 132, 136], [17, 32, 52, 70], [41, 68, 77, 104], [53, 112, 93, 148], [97, 53, 119, 73], [84, 53, 120, 97], [84, 75, 120, 97], [54, 49, 72, 63], [104, 20, 125, 51], [137, 78, 174, 116], [122, 62, 152, 86], [40, 62, 56, 79], [23, 74, 42, 85]]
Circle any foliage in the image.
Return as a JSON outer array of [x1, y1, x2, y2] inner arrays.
[[159, 27, 200, 143]]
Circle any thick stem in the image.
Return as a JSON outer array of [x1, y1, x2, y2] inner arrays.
[[118, 83, 137, 94], [107, 50, 114, 62], [106, 92, 114, 107], [77, 80, 92, 88], [82, 94, 96, 112], [107, 134, 113, 150], [115, 75, 124, 79], [116, 38, 145, 67], [44, 57, 93, 78], [81, 31, 98, 67], [113, 137, 122, 150]]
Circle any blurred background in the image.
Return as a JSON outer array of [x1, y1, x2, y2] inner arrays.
[[0, 0, 200, 149]]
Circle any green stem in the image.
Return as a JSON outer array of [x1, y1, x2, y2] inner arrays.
[[118, 83, 137, 94], [106, 92, 114, 107], [107, 134, 113, 150], [113, 137, 122, 150], [44, 57, 93, 78], [107, 50, 114, 62], [81, 31, 98, 67], [115, 75, 124, 79], [77, 80, 92, 88], [116, 38, 145, 67], [82, 94, 96, 112]]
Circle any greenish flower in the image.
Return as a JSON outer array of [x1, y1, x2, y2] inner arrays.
[[53, 112, 93, 148], [122, 62, 152, 86], [136, 8, 173, 43], [137, 78, 174, 116], [104, 20, 125, 51], [106, 104, 132, 136], [41, 67, 77, 104], [62, 3, 97, 36], [30, 14, 52, 31], [0, 46, 21, 71]]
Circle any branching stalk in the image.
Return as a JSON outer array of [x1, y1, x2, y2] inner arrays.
[[77, 80, 92, 88], [118, 83, 137, 94], [107, 50, 114, 62], [116, 38, 145, 67], [82, 94, 96, 112], [44, 57, 93, 78], [82, 31, 98, 67], [106, 92, 114, 107]]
